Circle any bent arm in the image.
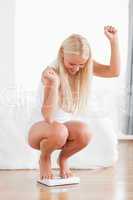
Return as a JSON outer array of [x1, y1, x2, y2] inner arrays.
[[93, 37, 121, 78], [41, 81, 59, 124]]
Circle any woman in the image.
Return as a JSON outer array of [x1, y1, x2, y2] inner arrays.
[[28, 25, 120, 180]]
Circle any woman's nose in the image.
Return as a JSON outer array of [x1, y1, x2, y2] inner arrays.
[[73, 65, 79, 70]]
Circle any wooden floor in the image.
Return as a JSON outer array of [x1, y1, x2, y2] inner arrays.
[[0, 141, 133, 200]]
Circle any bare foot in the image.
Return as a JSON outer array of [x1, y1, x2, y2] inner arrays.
[[39, 154, 54, 180], [57, 153, 75, 178]]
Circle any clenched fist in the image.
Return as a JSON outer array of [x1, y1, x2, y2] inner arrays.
[[104, 25, 118, 43], [41, 67, 60, 87]]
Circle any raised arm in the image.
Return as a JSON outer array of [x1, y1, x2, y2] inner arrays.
[[41, 67, 60, 124], [93, 25, 121, 78]]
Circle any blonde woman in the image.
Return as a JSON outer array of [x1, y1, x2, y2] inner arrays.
[[28, 25, 120, 180]]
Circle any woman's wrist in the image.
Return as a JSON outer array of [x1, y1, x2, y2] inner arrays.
[[45, 81, 59, 90], [109, 36, 119, 45], [51, 81, 60, 90]]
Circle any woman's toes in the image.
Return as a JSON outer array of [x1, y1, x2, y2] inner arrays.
[[48, 174, 53, 179], [40, 175, 43, 180], [44, 173, 53, 179], [60, 172, 66, 178], [63, 174, 67, 178], [69, 172, 74, 177], [51, 174, 54, 179], [61, 171, 74, 178], [50, 174, 53, 179], [66, 172, 71, 178], [46, 175, 49, 179]]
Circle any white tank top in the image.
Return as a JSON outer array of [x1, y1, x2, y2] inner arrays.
[[36, 79, 73, 119], [33, 60, 75, 123]]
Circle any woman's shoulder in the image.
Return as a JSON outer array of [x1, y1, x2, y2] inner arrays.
[[43, 59, 58, 73]]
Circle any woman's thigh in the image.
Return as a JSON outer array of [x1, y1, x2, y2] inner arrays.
[[63, 120, 92, 141], [28, 120, 69, 150], [28, 120, 52, 149]]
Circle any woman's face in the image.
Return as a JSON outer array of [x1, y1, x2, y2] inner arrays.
[[63, 54, 88, 75]]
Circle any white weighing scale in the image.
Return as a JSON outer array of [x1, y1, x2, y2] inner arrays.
[[37, 176, 80, 187]]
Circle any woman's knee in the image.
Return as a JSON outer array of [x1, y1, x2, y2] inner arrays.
[[27, 121, 53, 148], [76, 124, 93, 147], [49, 121, 69, 148]]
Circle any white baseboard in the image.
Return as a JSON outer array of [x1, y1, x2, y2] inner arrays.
[[118, 133, 133, 140]]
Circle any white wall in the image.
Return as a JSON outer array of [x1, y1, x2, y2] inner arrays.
[[14, 0, 129, 134], [15, 0, 128, 88], [0, 0, 15, 90]]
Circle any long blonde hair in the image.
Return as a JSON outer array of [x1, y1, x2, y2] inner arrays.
[[54, 34, 93, 115]]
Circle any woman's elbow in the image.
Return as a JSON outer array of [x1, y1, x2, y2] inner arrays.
[[112, 67, 120, 77], [41, 107, 54, 124]]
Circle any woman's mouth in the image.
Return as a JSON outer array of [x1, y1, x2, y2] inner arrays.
[[70, 69, 76, 73]]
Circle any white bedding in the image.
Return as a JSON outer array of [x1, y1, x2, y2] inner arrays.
[[0, 103, 118, 169]]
